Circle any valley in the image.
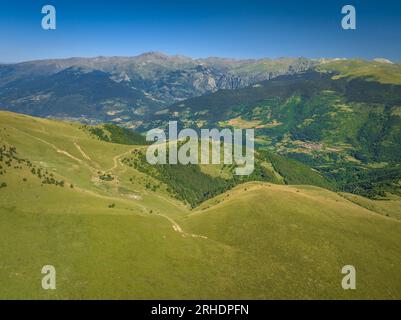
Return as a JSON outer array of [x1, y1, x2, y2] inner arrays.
[[154, 69, 401, 199]]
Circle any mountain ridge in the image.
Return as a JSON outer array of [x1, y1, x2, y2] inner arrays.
[[2, 53, 400, 126], [0, 52, 318, 123]]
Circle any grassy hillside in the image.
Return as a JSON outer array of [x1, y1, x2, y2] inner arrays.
[[1, 111, 401, 299], [184, 183, 401, 299], [85, 123, 149, 145], [316, 59, 401, 84]]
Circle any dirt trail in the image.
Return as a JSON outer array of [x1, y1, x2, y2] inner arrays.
[[74, 142, 92, 161], [9, 125, 210, 239], [24, 135, 87, 165], [158, 214, 208, 239], [106, 149, 134, 172], [14, 126, 130, 174], [155, 194, 186, 210]]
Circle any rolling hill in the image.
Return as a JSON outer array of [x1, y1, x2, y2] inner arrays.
[[1, 111, 401, 299]]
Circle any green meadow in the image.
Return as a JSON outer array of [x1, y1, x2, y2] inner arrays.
[[1, 111, 401, 299]]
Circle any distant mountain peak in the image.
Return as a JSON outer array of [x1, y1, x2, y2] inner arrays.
[[373, 58, 394, 64], [136, 51, 170, 59]]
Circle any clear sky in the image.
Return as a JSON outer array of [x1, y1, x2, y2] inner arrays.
[[1, 0, 400, 63]]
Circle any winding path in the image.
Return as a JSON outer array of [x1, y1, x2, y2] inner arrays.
[[9, 126, 210, 240], [158, 214, 208, 239]]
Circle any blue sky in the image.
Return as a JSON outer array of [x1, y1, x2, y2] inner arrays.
[[1, 0, 401, 62]]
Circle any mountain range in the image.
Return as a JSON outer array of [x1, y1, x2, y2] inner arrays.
[[0, 53, 321, 122], [1, 53, 400, 126]]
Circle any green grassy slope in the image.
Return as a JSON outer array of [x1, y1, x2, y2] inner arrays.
[[316, 59, 401, 84], [184, 183, 401, 299], [1, 111, 401, 299]]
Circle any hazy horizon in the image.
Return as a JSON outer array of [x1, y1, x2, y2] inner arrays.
[[1, 51, 400, 65], [1, 0, 401, 63]]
